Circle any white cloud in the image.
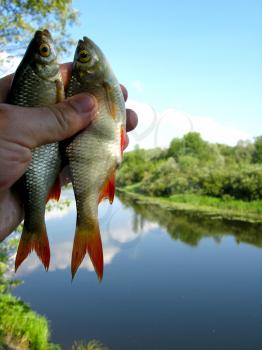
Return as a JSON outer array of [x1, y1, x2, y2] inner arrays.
[[14, 209, 157, 276], [126, 100, 251, 149], [0, 51, 21, 77]]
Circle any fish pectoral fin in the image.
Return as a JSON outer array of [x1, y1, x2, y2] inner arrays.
[[103, 81, 117, 119], [121, 126, 126, 156], [47, 177, 61, 202], [15, 225, 50, 272], [71, 223, 104, 281], [98, 171, 115, 205]]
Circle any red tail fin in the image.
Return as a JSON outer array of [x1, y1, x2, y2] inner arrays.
[[71, 223, 104, 281], [15, 226, 50, 272]]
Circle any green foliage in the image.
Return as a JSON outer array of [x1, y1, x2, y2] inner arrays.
[[253, 136, 262, 163], [118, 133, 262, 202], [0, 0, 78, 55], [168, 132, 211, 161], [117, 148, 156, 187], [0, 294, 61, 350]]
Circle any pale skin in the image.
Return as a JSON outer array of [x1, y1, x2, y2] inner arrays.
[[0, 63, 138, 241]]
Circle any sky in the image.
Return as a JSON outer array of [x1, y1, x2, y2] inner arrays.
[[2, 0, 262, 149]]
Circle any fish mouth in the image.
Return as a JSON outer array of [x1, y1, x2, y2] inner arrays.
[[34, 29, 52, 40], [78, 36, 95, 47]]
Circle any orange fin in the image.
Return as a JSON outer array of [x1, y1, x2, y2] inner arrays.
[[71, 223, 104, 281], [47, 177, 61, 202], [98, 172, 115, 204], [121, 126, 126, 156], [15, 226, 50, 272], [103, 81, 117, 119]]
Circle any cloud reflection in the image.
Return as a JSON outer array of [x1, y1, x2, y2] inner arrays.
[[14, 197, 158, 277]]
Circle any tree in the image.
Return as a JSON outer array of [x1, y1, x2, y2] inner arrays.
[[253, 136, 262, 163], [0, 0, 78, 55], [183, 132, 209, 159]]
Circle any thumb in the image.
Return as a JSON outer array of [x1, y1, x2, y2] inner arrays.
[[2, 93, 98, 148]]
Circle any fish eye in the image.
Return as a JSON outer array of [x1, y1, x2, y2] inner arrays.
[[39, 43, 50, 57], [79, 49, 90, 63]]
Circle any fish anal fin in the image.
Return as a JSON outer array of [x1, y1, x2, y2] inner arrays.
[[47, 177, 61, 202], [103, 81, 117, 119], [15, 226, 50, 272], [98, 171, 115, 204], [71, 224, 104, 281]]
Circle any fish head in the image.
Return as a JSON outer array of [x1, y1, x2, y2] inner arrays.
[[25, 29, 60, 80], [73, 36, 108, 86]]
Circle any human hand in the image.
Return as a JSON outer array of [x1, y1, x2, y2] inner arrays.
[[0, 63, 138, 241]]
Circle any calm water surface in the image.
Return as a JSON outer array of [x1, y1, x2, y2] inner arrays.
[[12, 190, 262, 350]]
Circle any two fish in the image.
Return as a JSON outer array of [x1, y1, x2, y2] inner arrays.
[[9, 30, 126, 280]]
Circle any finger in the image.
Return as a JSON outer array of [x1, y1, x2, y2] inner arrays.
[[126, 109, 138, 132], [0, 74, 14, 102], [120, 84, 128, 102], [1, 93, 98, 148]]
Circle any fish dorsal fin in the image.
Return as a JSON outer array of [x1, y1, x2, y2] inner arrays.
[[47, 177, 61, 202], [98, 171, 115, 204], [103, 81, 117, 119]]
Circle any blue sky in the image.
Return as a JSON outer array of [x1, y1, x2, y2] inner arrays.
[[2, 0, 260, 147], [69, 0, 261, 145]]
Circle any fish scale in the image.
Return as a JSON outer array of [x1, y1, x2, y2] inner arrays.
[[64, 36, 126, 280], [9, 29, 64, 271]]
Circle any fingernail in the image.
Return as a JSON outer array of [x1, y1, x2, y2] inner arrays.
[[68, 93, 97, 114]]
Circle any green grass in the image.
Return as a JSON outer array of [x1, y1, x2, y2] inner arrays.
[[169, 194, 262, 213], [118, 188, 262, 223], [0, 294, 60, 350]]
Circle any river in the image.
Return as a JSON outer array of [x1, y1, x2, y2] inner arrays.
[[12, 190, 262, 350]]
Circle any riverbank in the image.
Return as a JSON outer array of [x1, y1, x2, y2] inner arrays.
[[117, 187, 262, 223]]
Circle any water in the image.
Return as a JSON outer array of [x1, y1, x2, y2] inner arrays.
[[12, 190, 262, 350]]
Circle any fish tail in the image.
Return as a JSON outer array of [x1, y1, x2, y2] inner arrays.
[[15, 225, 50, 272], [71, 222, 104, 281]]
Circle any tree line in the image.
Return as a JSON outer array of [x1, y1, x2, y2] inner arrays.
[[117, 133, 262, 201]]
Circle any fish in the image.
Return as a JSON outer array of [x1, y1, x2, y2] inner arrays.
[[64, 36, 126, 280], [8, 29, 64, 271]]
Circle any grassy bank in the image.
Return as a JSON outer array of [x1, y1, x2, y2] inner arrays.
[[117, 187, 262, 223]]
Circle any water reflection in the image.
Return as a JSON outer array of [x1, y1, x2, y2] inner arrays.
[[119, 192, 262, 248], [13, 190, 262, 276], [14, 192, 158, 276], [11, 190, 262, 350]]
